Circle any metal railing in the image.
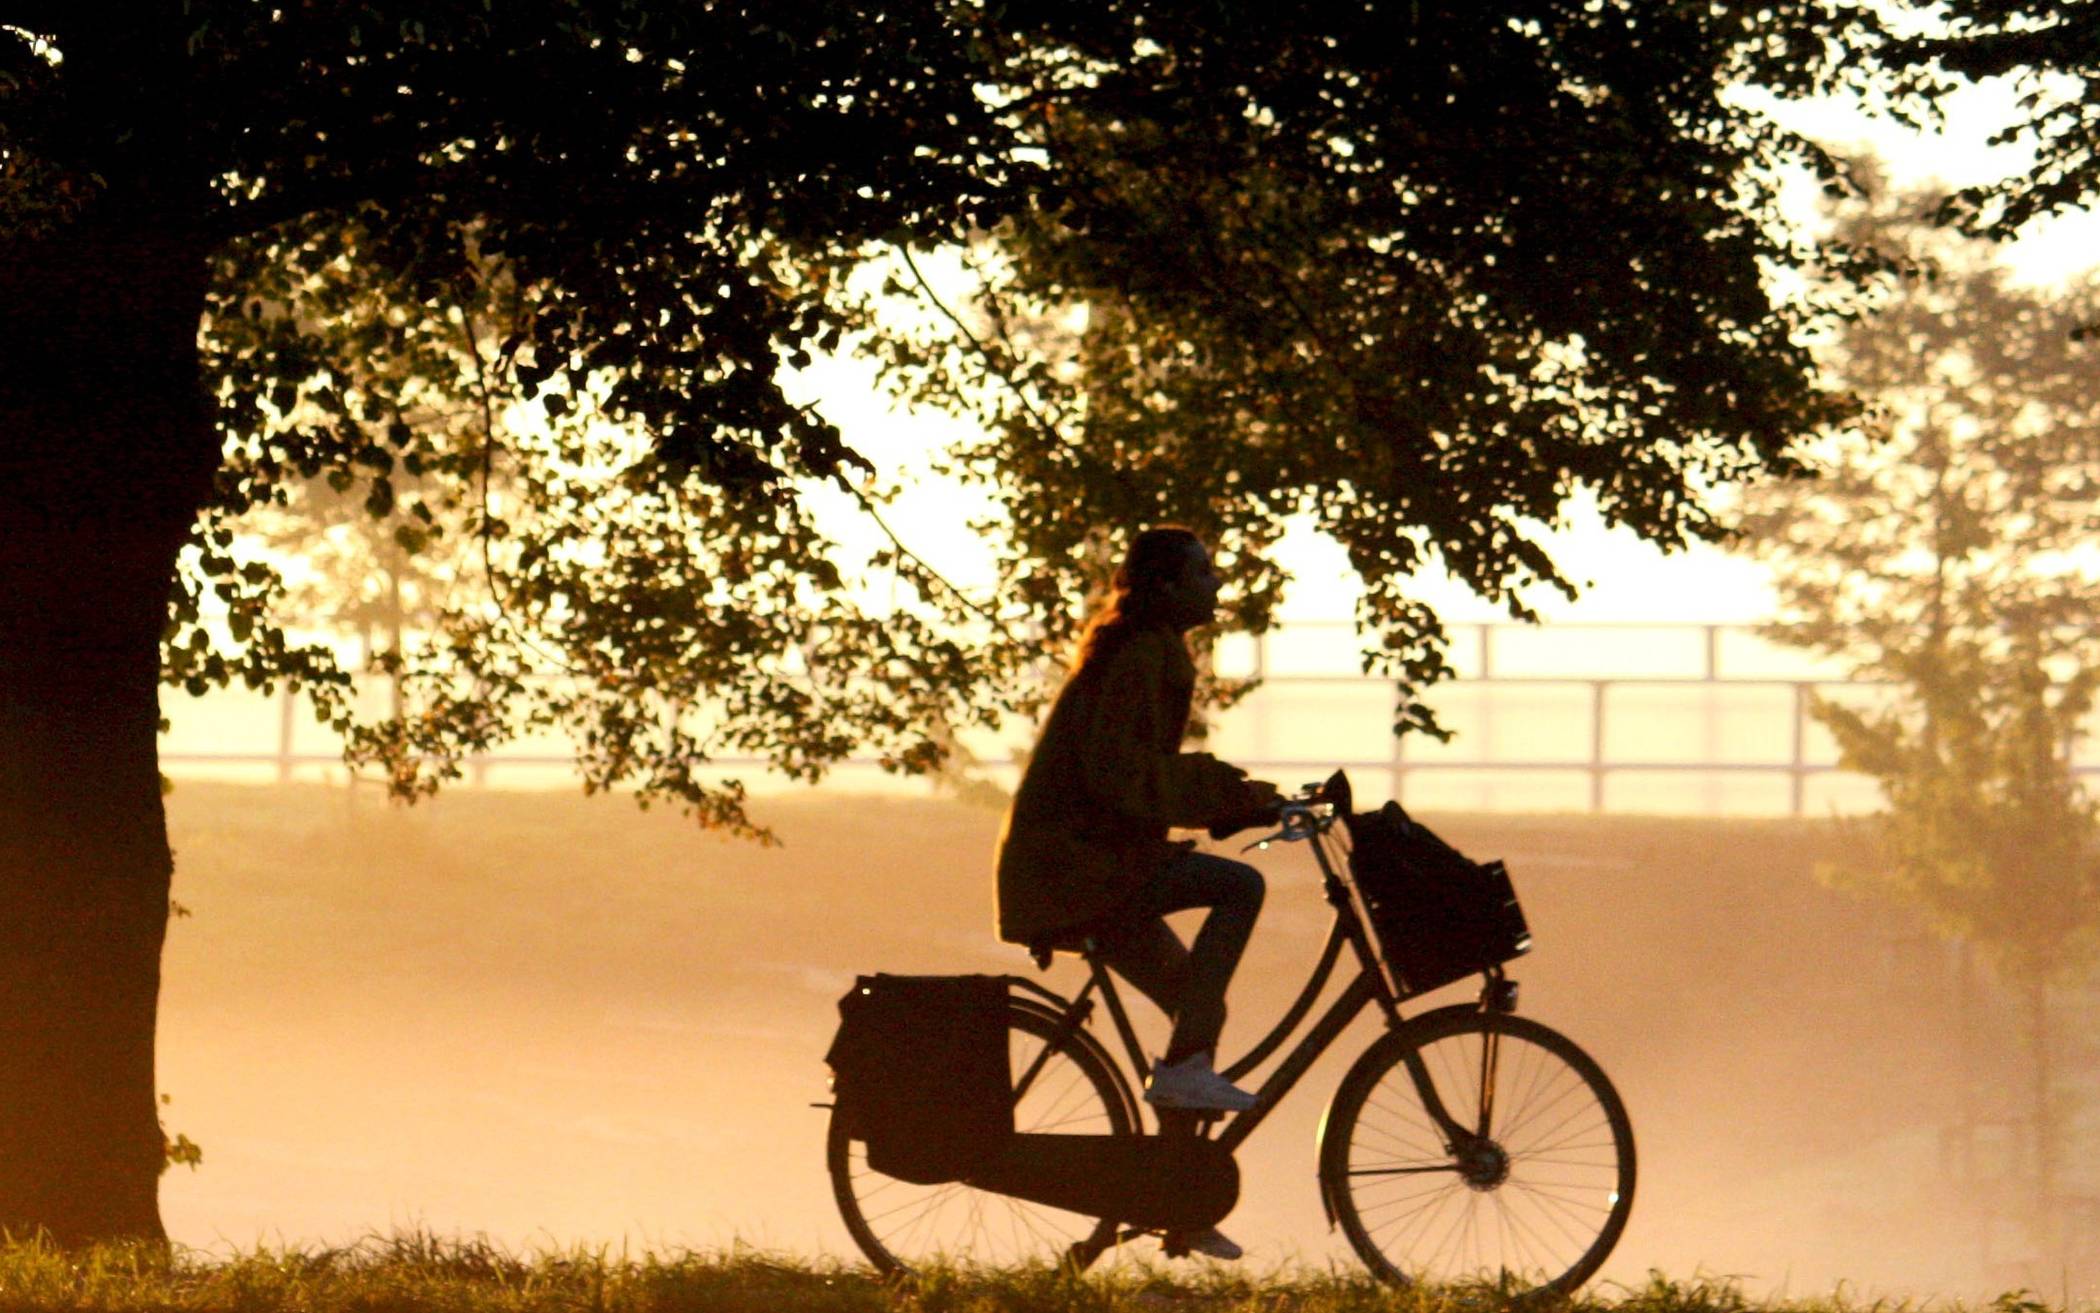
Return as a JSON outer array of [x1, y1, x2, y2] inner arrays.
[[1217, 620, 1856, 815], [161, 620, 2066, 816]]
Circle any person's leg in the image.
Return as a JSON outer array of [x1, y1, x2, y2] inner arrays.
[[1146, 852, 1264, 1063], [1097, 851, 1264, 1064], [1091, 914, 1191, 1029], [1097, 853, 1265, 1258]]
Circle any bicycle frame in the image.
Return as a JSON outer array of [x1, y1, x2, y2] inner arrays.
[[1008, 806, 1492, 1159]]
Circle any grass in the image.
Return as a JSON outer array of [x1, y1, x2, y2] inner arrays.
[[0, 1236, 2045, 1313]]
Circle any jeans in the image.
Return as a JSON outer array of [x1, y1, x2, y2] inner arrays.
[[1093, 849, 1265, 1065]]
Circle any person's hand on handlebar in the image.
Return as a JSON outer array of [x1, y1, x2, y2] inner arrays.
[[1241, 778, 1282, 813], [1208, 778, 1283, 840]]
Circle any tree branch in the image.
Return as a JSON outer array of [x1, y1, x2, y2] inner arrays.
[[0, 3, 70, 38], [205, 156, 465, 246]]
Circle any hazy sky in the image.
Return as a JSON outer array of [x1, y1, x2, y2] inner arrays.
[[785, 74, 2100, 631]]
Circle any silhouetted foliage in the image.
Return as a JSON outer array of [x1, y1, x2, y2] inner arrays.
[[0, 0, 1075, 1244], [850, 2, 1894, 736], [1, 1, 1907, 812], [212, 219, 510, 695], [1878, 3, 2100, 238]]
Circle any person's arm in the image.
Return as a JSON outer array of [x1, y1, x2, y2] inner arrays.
[[1076, 633, 1249, 828]]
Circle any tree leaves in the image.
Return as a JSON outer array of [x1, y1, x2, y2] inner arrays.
[[1871, 2, 2100, 239]]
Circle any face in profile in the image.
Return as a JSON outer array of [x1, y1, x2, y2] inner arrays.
[[1159, 541, 1222, 631]]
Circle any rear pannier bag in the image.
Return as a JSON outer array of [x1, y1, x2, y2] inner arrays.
[[1343, 800, 1531, 999], [824, 974, 1013, 1185]]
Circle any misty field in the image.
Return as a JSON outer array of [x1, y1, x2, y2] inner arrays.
[[153, 782, 2057, 1300], [0, 1237, 2055, 1313]]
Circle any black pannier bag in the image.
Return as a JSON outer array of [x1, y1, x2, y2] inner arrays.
[[1343, 800, 1531, 998], [827, 974, 1241, 1229], [824, 974, 1013, 1185]]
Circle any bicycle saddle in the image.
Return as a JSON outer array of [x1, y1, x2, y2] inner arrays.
[[1027, 932, 1096, 971]]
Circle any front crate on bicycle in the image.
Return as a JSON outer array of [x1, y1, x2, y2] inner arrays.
[[1342, 800, 1531, 998]]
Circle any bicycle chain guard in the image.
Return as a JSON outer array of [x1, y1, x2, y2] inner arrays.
[[965, 1133, 1238, 1233]]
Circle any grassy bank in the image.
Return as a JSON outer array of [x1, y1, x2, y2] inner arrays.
[[0, 1237, 2024, 1313]]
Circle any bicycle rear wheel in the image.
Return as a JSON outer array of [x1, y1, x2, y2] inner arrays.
[[1321, 1009, 1634, 1298], [828, 999, 1137, 1274]]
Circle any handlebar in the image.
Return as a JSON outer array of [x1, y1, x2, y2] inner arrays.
[[1207, 805, 1283, 842], [1206, 773, 1349, 841]]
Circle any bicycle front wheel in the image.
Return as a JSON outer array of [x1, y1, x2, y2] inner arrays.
[[1321, 1009, 1635, 1298], [828, 999, 1137, 1274]]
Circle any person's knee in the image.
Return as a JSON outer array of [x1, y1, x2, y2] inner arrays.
[[1219, 859, 1264, 915]]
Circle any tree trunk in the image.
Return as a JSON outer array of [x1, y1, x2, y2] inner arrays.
[[0, 208, 216, 1241], [0, 541, 182, 1244], [2028, 976, 2056, 1245]]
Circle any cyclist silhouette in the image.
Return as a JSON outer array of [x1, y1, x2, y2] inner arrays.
[[994, 527, 1279, 1256]]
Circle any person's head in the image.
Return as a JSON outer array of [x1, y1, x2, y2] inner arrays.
[[1071, 527, 1220, 671]]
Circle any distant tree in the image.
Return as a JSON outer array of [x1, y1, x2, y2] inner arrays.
[[1738, 200, 2100, 1247], [255, 478, 459, 705], [1, 1, 1894, 1242]]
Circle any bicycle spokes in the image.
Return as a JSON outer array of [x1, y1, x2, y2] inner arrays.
[[1330, 1014, 1634, 1295], [1398, 1042, 1477, 1149]]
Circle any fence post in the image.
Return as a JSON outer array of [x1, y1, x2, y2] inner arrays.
[[1703, 625, 1722, 813], [1476, 625, 1494, 810], [1252, 630, 1269, 768], [1590, 680, 1607, 813], [277, 683, 296, 785], [1790, 681, 1808, 816]]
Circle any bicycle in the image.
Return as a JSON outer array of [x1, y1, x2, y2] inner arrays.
[[826, 771, 1636, 1298]]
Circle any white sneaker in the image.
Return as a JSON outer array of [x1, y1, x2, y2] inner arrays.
[[1144, 1052, 1258, 1112], [1184, 1226, 1243, 1261]]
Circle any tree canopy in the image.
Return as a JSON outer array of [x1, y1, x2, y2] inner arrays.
[[1, 0, 1060, 1240], [7, 1, 1898, 818]]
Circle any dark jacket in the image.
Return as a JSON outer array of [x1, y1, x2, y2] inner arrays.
[[994, 622, 1247, 946]]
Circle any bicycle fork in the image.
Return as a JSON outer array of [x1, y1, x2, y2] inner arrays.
[[1403, 976, 1518, 1154], [1399, 1028, 1500, 1150], [1314, 1004, 1510, 1230]]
